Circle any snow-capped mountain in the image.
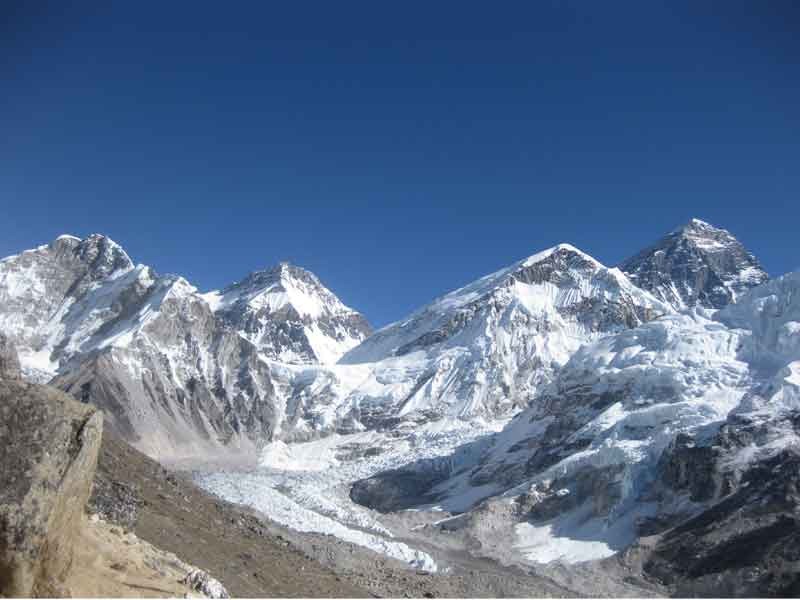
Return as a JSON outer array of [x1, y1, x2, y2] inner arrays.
[[620, 218, 768, 310], [338, 244, 670, 427], [0, 234, 372, 461], [0, 220, 769, 468], [349, 270, 800, 588], [0, 234, 136, 380], [204, 262, 371, 365]]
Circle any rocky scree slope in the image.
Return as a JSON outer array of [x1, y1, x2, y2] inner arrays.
[[90, 431, 371, 598], [92, 429, 579, 598]]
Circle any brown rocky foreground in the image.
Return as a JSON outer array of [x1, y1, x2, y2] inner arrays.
[[0, 335, 226, 599]]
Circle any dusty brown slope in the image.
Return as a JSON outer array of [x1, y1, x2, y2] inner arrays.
[[90, 433, 369, 598], [66, 516, 204, 598]]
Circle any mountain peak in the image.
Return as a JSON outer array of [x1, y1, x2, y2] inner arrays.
[[520, 243, 602, 269], [681, 217, 714, 231], [220, 262, 329, 306], [674, 218, 734, 242], [77, 234, 134, 280], [50, 233, 134, 279], [274, 261, 323, 286], [54, 233, 82, 243], [205, 263, 371, 364], [621, 220, 768, 310]]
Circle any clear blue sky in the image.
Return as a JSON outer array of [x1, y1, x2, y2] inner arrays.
[[1, 1, 798, 326]]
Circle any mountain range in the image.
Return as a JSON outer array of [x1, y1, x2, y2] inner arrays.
[[4, 217, 799, 593], [0, 218, 762, 461]]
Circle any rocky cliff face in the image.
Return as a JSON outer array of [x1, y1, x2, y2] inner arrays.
[[620, 218, 768, 310], [644, 433, 800, 595], [0, 369, 103, 597], [50, 279, 275, 460], [0, 234, 134, 381]]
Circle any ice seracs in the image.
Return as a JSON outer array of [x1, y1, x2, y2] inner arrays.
[[620, 218, 768, 310]]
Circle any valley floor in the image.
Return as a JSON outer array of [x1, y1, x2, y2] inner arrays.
[[191, 421, 662, 597], [95, 427, 662, 597]]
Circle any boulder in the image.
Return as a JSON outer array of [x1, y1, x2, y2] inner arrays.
[[0, 380, 103, 597], [182, 568, 230, 599]]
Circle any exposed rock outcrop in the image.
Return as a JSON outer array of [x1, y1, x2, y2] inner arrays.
[[0, 379, 103, 597], [645, 449, 800, 596]]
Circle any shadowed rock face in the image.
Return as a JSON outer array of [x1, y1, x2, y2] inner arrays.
[[0, 379, 103, 597], [645, 449, 800, 596], [350, 469, 445, 513], [620, 219, 768, 310]]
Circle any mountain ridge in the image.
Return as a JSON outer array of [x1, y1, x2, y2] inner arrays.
[[0, 219, 771, 462]]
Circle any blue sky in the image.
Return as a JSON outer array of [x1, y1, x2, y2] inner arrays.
[[1, 1, 798, 326]]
